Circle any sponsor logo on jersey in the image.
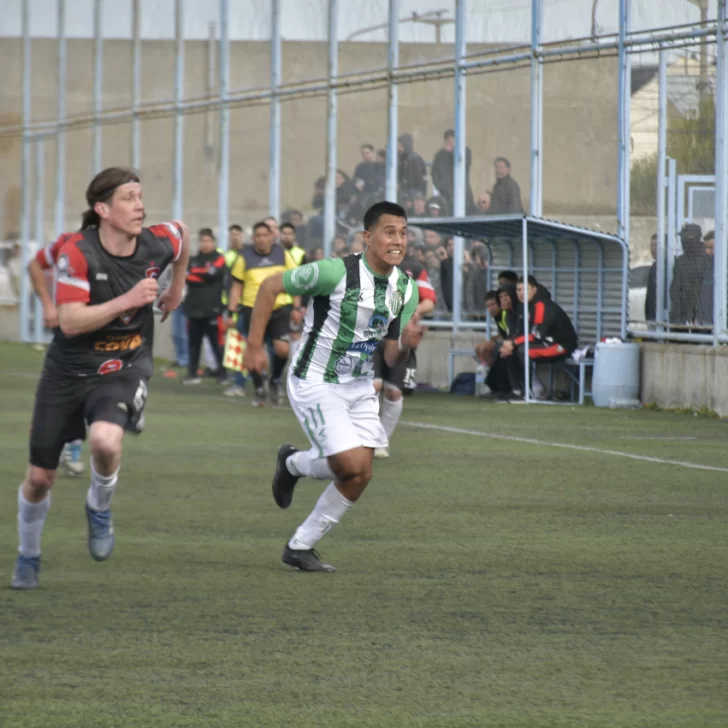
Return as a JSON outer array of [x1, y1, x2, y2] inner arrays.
[[389, 291, 404, 317], [96, 272, 109, 281], [348, 340, 378, 356], [290, 263, 319, 291], [146, 266, 161, 279], [364, 313, 389, 340], [98, 359, 123, 375], [94, 333, 143, 352], [57, 253, 71, 276], [334, 356, 353, 376]]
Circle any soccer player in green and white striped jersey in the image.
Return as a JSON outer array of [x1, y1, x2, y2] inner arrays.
[[243, 201, 424, 572]]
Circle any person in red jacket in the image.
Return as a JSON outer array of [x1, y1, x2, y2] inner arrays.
[[500, 275, 577, 399]]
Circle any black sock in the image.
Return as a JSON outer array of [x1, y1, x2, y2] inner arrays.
[[271, 355, 287, 382], [251, 370, 264, 390]]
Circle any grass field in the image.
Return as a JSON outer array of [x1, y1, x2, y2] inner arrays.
[[1, 342, 727, 727]]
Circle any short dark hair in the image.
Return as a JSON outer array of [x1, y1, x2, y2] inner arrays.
[[280, 222, 296, 234], [361, 143, 374, 151], [229, 224, 242, 233], [198, 227, 215, 239], [498, 270, 518, 284], [704, 229, 715, 242], [495, 157, 511, 168], [444, 129, 455, 139], [485, 290, 499, 303], [517, 274, 539, 287], [253, 221, 272, 233], [363, 201, 407, 231], [376, 149, 386, 159]]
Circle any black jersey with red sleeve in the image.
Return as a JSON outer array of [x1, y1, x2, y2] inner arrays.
[[400, 257, 437, 306], [513, 295, 577, 354], [45, 222, 183, 378]]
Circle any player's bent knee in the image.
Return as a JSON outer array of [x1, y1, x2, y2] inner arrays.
[[27, 466, 56, 496], [88, 422, 124, 464], [383, 385, 402, 402]]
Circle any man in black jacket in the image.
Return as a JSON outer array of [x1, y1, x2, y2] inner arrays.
[[398, 133, 428, 201], [489, 157, 523, 215], [183, 228, 226, 385], [431, 129, 474, 214], [500, 275, 577, 398]]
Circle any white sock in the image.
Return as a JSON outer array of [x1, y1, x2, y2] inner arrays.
[[86, 460, 119, 512], [380, 396, 403, 439], [287, 448, 334, 480], [17, 486, 51, 558], [288, 482, 353, 550]]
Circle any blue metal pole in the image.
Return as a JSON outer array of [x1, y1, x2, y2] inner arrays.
[[530, 0, 543, 217], [131, 0, 141, 170], [655, 49, 667, 327], [323, 0, 338, 258], [452, 0, 466, 331], [172, 0, 185, 223], [34, 137, 45, 344], [54, 0, 66, 237], [218, 0, 230, 249], [93, 0, 103, 175], [666, 158, 677, 319], [713, 0, 728, 343], [617, 0, 631, 241], [385, 0, 399, 202], [20, 0, 32, 344], [269, 0, 281, 221], [522, 216, 531, 400]]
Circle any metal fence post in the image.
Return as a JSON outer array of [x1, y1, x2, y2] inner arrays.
[[173, 0, 185, 223], [616, 0, 631, 246], [655, 49, 667, 328], [131, 0, 141, 170], [452, 0, 466, 331], [530, 0, 543, 217], [34, 137, 45, 344], [269, 0, 281, 221], [218, 0, 230, 248], [323, 0, 339, 259], [54, 0, 66, 237], [20, 0, 32, 344], [385, 0, 399, 203], [93, 0, 103, 175]]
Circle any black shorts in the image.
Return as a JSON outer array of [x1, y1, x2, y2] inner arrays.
[[240, 305, 291, 342], [372, 343, 418, 394], [29, 366, 150, 470]]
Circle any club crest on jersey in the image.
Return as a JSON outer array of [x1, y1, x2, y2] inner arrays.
[[57, 253, 72, 276], [290, 263, 319, 291], [119, 308, 139, 325], [389, 291, 404, 317], [146, 266, 161, 279], [334, 356, 353, 376], [98, 359, 123, 376], [364, 314, 389, 340]]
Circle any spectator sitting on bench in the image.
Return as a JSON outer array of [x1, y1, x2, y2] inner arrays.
[[474, 290, 513, 399], [500, 275, 577, 401]]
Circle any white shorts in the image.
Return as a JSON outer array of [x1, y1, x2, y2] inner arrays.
[[287, 375, 388, 457]]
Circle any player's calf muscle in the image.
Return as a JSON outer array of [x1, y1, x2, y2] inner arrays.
[[328, 447, 373, 501]]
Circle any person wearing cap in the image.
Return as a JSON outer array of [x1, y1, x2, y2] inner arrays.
[[669, 223, 709, 326]]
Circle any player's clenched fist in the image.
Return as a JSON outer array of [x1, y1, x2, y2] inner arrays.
[[125, 278, 159, 309]]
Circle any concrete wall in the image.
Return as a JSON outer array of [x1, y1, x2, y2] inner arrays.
[[640, 342, 728, 417], [0, 37, 618, 239]]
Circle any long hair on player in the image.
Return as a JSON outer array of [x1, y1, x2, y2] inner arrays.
[[81, 167, 141, 230]]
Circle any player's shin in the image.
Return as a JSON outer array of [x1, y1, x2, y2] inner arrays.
[[17, 484, 51, 558], [287, 448, 335, 480], [380, 394, 403, 438], [86, 459, 119, 512], [288, 482, 353, 550]]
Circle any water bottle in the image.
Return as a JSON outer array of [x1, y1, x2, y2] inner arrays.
[[475, 363, 487, 396]]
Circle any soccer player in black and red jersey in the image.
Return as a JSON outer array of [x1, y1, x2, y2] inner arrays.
[[11, 167, 190, 590], [372, 250, 436, 458]]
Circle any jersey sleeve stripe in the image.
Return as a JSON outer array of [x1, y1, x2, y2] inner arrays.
[[43, 245, 55, 268], [57, 276, 90, 292]]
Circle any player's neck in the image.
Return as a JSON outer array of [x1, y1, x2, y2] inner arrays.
[[363, 249, 393, 278], [98, 224, 137, 257]]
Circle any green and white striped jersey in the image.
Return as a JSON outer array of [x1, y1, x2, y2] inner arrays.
[[282, 253, 419, 385]]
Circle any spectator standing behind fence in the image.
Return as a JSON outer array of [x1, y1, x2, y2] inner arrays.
[[354, 144, 381, 197], [644, 233, 658, 322], [397, 133, 428, 202], [183, 229, 227, 385], [696, 229, 715, 327], [669, 223, 708, 326], [431, 129, 474, 215], [488, 158, 523, 215]]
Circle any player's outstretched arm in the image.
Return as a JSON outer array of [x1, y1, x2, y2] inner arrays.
[[158, 221, 190, 321], [242, 273, 287, 373], [58, 278, 159, 338], [27, 258, 58, 328]]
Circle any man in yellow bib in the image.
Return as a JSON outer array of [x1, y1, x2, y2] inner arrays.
[[226, 220, 300, 406]]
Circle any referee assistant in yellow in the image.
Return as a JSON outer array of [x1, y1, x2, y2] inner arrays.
[[226, 220, 301, 406]]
